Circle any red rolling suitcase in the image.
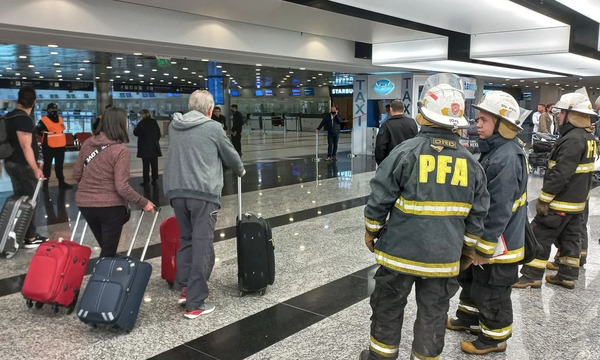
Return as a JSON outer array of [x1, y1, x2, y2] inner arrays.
[[236, 176, 275, 296], [22, 211, 91, 314], [160, 216, 180, 288], [0, 178, 43, 258]]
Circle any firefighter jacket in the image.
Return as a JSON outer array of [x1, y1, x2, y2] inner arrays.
[[539, 123, 597, 213], [374, 114, 418, 165], [476, 135, 528, 263], [364, 126, 490, 278], [39, 115, 66, 148]]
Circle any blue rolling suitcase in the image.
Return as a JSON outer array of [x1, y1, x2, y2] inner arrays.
[[77, 209, 160, 332]]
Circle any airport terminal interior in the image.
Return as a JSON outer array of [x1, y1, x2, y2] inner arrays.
[[1, 1, 600, 359]]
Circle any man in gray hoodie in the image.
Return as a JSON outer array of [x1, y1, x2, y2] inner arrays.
[[164, 90, 245, 319]]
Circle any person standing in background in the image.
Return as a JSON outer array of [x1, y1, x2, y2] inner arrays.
[[211, 106, 227, 130], [134, 109, 162, 186], [537, 104, 551, 134], [374, 99, 418, 165], [231, 104, 243, 156], [316, 105, 343, 161], [532, 103, 544, 134], [37, 103, 72, 189]]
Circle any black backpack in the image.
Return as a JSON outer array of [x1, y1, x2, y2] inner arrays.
[[0, 115, 14, 159]]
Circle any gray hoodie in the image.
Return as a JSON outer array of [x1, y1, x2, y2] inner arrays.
[[163, 110, 244, 205]]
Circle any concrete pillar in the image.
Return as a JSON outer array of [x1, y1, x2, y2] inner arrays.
[[96, 81, 112, 117]]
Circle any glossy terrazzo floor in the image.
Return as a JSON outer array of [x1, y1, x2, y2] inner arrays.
[[0, 130, 599, 360]]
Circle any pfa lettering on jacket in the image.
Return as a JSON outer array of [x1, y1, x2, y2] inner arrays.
[[419, 155, 468, 187]]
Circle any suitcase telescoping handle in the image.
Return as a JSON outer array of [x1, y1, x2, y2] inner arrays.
[[69, 211, 88, 246], [29, 178, 44, 208], [238, 176, 242, 219], [126, 208, 161, 262]]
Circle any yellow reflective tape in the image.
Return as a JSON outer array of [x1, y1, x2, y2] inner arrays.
[[369, 336, 398, 357], [490, 247, 525, 264], [480, 323, 512, 340], [549, 200, 586, 212], [365, 217, 385, 231], [548, 160, 594, 173], [476, 238, 497, 255], [512, 192, 527, 212], [558, 256, 580, 267], [394, 196, 472, 217], [411, 350, 440, 360], [539, 191, 555, 203], [526, 258, 547, 269], [464, 233, 480, 246], [375, 249, 460, 277]]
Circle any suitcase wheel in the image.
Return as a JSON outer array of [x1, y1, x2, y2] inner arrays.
[[92, 324, 98, 329], [239, 290, 246, 297], [26, 299, 33, 308], [167, 281, 174, 289], [259, 289, 266, 296], [66, 291, 79, 315], [35, 302, 43, 309], [52, 303, 59, 314]]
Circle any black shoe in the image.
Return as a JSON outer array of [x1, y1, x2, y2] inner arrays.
[[332, 156, 337, 161], [24, 234, 48, 249], [58, 182, 73, 189]]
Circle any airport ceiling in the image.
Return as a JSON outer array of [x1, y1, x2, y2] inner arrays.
[[1, 0, 600, 92]]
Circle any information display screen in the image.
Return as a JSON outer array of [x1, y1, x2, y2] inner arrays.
[[255, 89, 264, 96], [291, 89, 301, 96]]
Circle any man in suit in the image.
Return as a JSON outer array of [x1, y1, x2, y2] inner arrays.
[[316, 105, 343, 161], [230, 104, 243, 156]]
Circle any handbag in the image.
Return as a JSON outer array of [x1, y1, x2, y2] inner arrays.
[[519, 220, 543, 265]]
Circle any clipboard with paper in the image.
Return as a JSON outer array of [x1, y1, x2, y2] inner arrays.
[[492, 234, 508, 258]]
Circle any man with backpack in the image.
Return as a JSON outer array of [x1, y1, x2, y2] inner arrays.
[[3, 87, 47, 249]]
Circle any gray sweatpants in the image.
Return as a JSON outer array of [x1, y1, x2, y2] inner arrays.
[[172, 198, 219, 311]]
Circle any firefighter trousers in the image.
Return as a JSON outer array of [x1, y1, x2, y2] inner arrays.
[[553, 201, 588, 265], [521, 211, 583, 280], [367, 266, 459, 360], [455, 263, 518, 344]]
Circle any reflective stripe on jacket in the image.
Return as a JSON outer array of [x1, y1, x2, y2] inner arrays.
[[40, 115, 66, 148], [477, 135, 528, 263], [539, 124, 596, 213], [364, 126, 490, 278]]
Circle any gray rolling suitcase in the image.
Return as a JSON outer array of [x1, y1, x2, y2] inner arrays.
[[77, 209, 160, 332], [0, 178, 43, 258]]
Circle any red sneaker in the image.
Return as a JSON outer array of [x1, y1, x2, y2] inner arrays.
[[178, 287, 187, 305], [184, 302, 215, 319]]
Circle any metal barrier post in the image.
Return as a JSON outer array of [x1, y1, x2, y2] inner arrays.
[[312, 131, 321, 162]]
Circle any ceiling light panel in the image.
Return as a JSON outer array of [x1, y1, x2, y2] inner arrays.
[[555, 0, 600, 23], [373, 37, 448, 65], [474, 53, 600, 77]]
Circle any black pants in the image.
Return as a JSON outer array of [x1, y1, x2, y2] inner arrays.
[[521, 211, 583, 280], [141, 156, 158, 183], [367, 266, 459, 359], [79, 206, 128, 258], [232, 132, 242, 155], [327, 133, 339, 157], [455, 263, 518, 345], [4, 161, 37, 239], [42, 146, 66, 182]]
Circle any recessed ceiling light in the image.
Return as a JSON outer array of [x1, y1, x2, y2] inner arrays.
[[22, 77, 27, 79], [171, 61, 177, 65], [77, 73, 82, 76], [48, 44, 58, 48], [28, 65, 34, 68], [226, 74, 230, 77], [150, 77, 155, 80], [50, 51, 58, 55], [107, 66, 112, 69], [79, 68, 86, 71], [83, 60, 90, 63], [58, 78, 63, 81], [110, 79, 114, 82], [216, 65, 222, 69], [194, 83, 197, 86], [519, 80, 525, 82], [191, 71, 196, 74], [160, 79, 164, 82], [281, 80, 285, 83], [555, 83, 560, 85], [198, 75, 203, 78], [56, 70, 61, 73], [53, 63, 60, 66], [19, 55, 27, 59], [116, 75, 121, 78], [173, 76, 178, 79], [76, 77, 81, 80], [168, 81, 172, 84], [182, 67, 188, 70], [300, 68, 305, 70], [15, 73, 20, 76], [307, 79, 311, 82], [289, 71, 294, 74], [286, 75, 290, 77], [545, 82, 550, 85], [124, 70, 131, 73], [5, 67, 11, 70], [201, 59, 209, 62], [255, 69, 261, 71], [256, 64, 262, 67], [129, 78, 134, 81], [222, 70, 227, 73], [138, 74, 144, 77], [152, 69, 157, 72], [38, 76, 43, 79], [136, 63, 142, 67], [318, 73, 323, 76], [58, 75, 63, 78], [34, 71, 40, 74], [133, 52, 142, 56], [140, 81, 144, 83], [116, 57, 123, 60], [163, 73, 169, 76]]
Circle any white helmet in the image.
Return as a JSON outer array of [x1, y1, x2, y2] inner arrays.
[[554, 92, 596, 115], [472, 91, 522, 129], [418, 73, 469, 129]]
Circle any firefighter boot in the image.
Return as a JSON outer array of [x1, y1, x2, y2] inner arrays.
[[358, 350, 370, 360], [545, 274, 575, 290], [446, 317, 480, 334], [512, 275, 542, 288], [461, 339, 507, 355]]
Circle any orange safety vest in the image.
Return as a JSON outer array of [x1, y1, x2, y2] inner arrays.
[[41, 116, 67, 148]]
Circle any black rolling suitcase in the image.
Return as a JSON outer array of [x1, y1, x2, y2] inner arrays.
[[236, 176, 275, 296], [77, 209, 160, 332], [0, 178, 43, 258]]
